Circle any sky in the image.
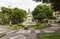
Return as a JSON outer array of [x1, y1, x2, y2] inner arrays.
[[0, 0, 42, 12]]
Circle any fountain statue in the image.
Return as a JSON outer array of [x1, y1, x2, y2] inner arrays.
[[23, 8, 36, 29]]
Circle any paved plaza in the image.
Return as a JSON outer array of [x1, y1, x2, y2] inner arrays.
[[0, 24, 60, 39]]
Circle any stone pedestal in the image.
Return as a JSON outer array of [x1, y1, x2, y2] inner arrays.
[[23, 9, 36, 27]]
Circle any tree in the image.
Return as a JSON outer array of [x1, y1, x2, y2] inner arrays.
[[1, 7, 26, 24], [0, 12, 3, 18], [0, 12, 3, 24], [33, 0, 49, 3], [1, 7, 11, 24], [11, 8, 26, 24], [32, 5, 54, 22], [33, 0, 60, 11], [50, 0, 60, 11]]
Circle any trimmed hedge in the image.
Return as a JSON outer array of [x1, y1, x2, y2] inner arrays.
[[28, 23, 48, 29], [9, 23, 24, 29]]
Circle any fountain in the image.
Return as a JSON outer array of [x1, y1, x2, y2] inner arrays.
[[23, 8, 36, 30]]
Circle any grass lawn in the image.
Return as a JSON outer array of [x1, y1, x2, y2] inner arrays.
[[28, 23, 48, 29], [38, 33, 60, 39], [0, 33, 6, 38], [9, 23, 24, 29]]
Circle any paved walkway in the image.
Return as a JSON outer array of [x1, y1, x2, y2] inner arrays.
[[0, 26, 11, 33], [0, 24, 60, 39], [0, 28, 37, 39]]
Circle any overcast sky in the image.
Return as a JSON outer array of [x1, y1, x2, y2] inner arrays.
[[0, 0, 42, 12]]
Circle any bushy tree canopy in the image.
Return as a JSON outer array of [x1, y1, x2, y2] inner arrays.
[[32, 5, 54, 19], [0, 7, 26, 24], [33, 0, 60, 11]]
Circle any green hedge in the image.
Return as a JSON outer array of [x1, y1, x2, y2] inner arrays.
[[28, 23, 47, 29], [9, 23, 24, 29]]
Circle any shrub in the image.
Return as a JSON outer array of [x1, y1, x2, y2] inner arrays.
[[9, 23, 24, 29], [28, 23, 47, 29]]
